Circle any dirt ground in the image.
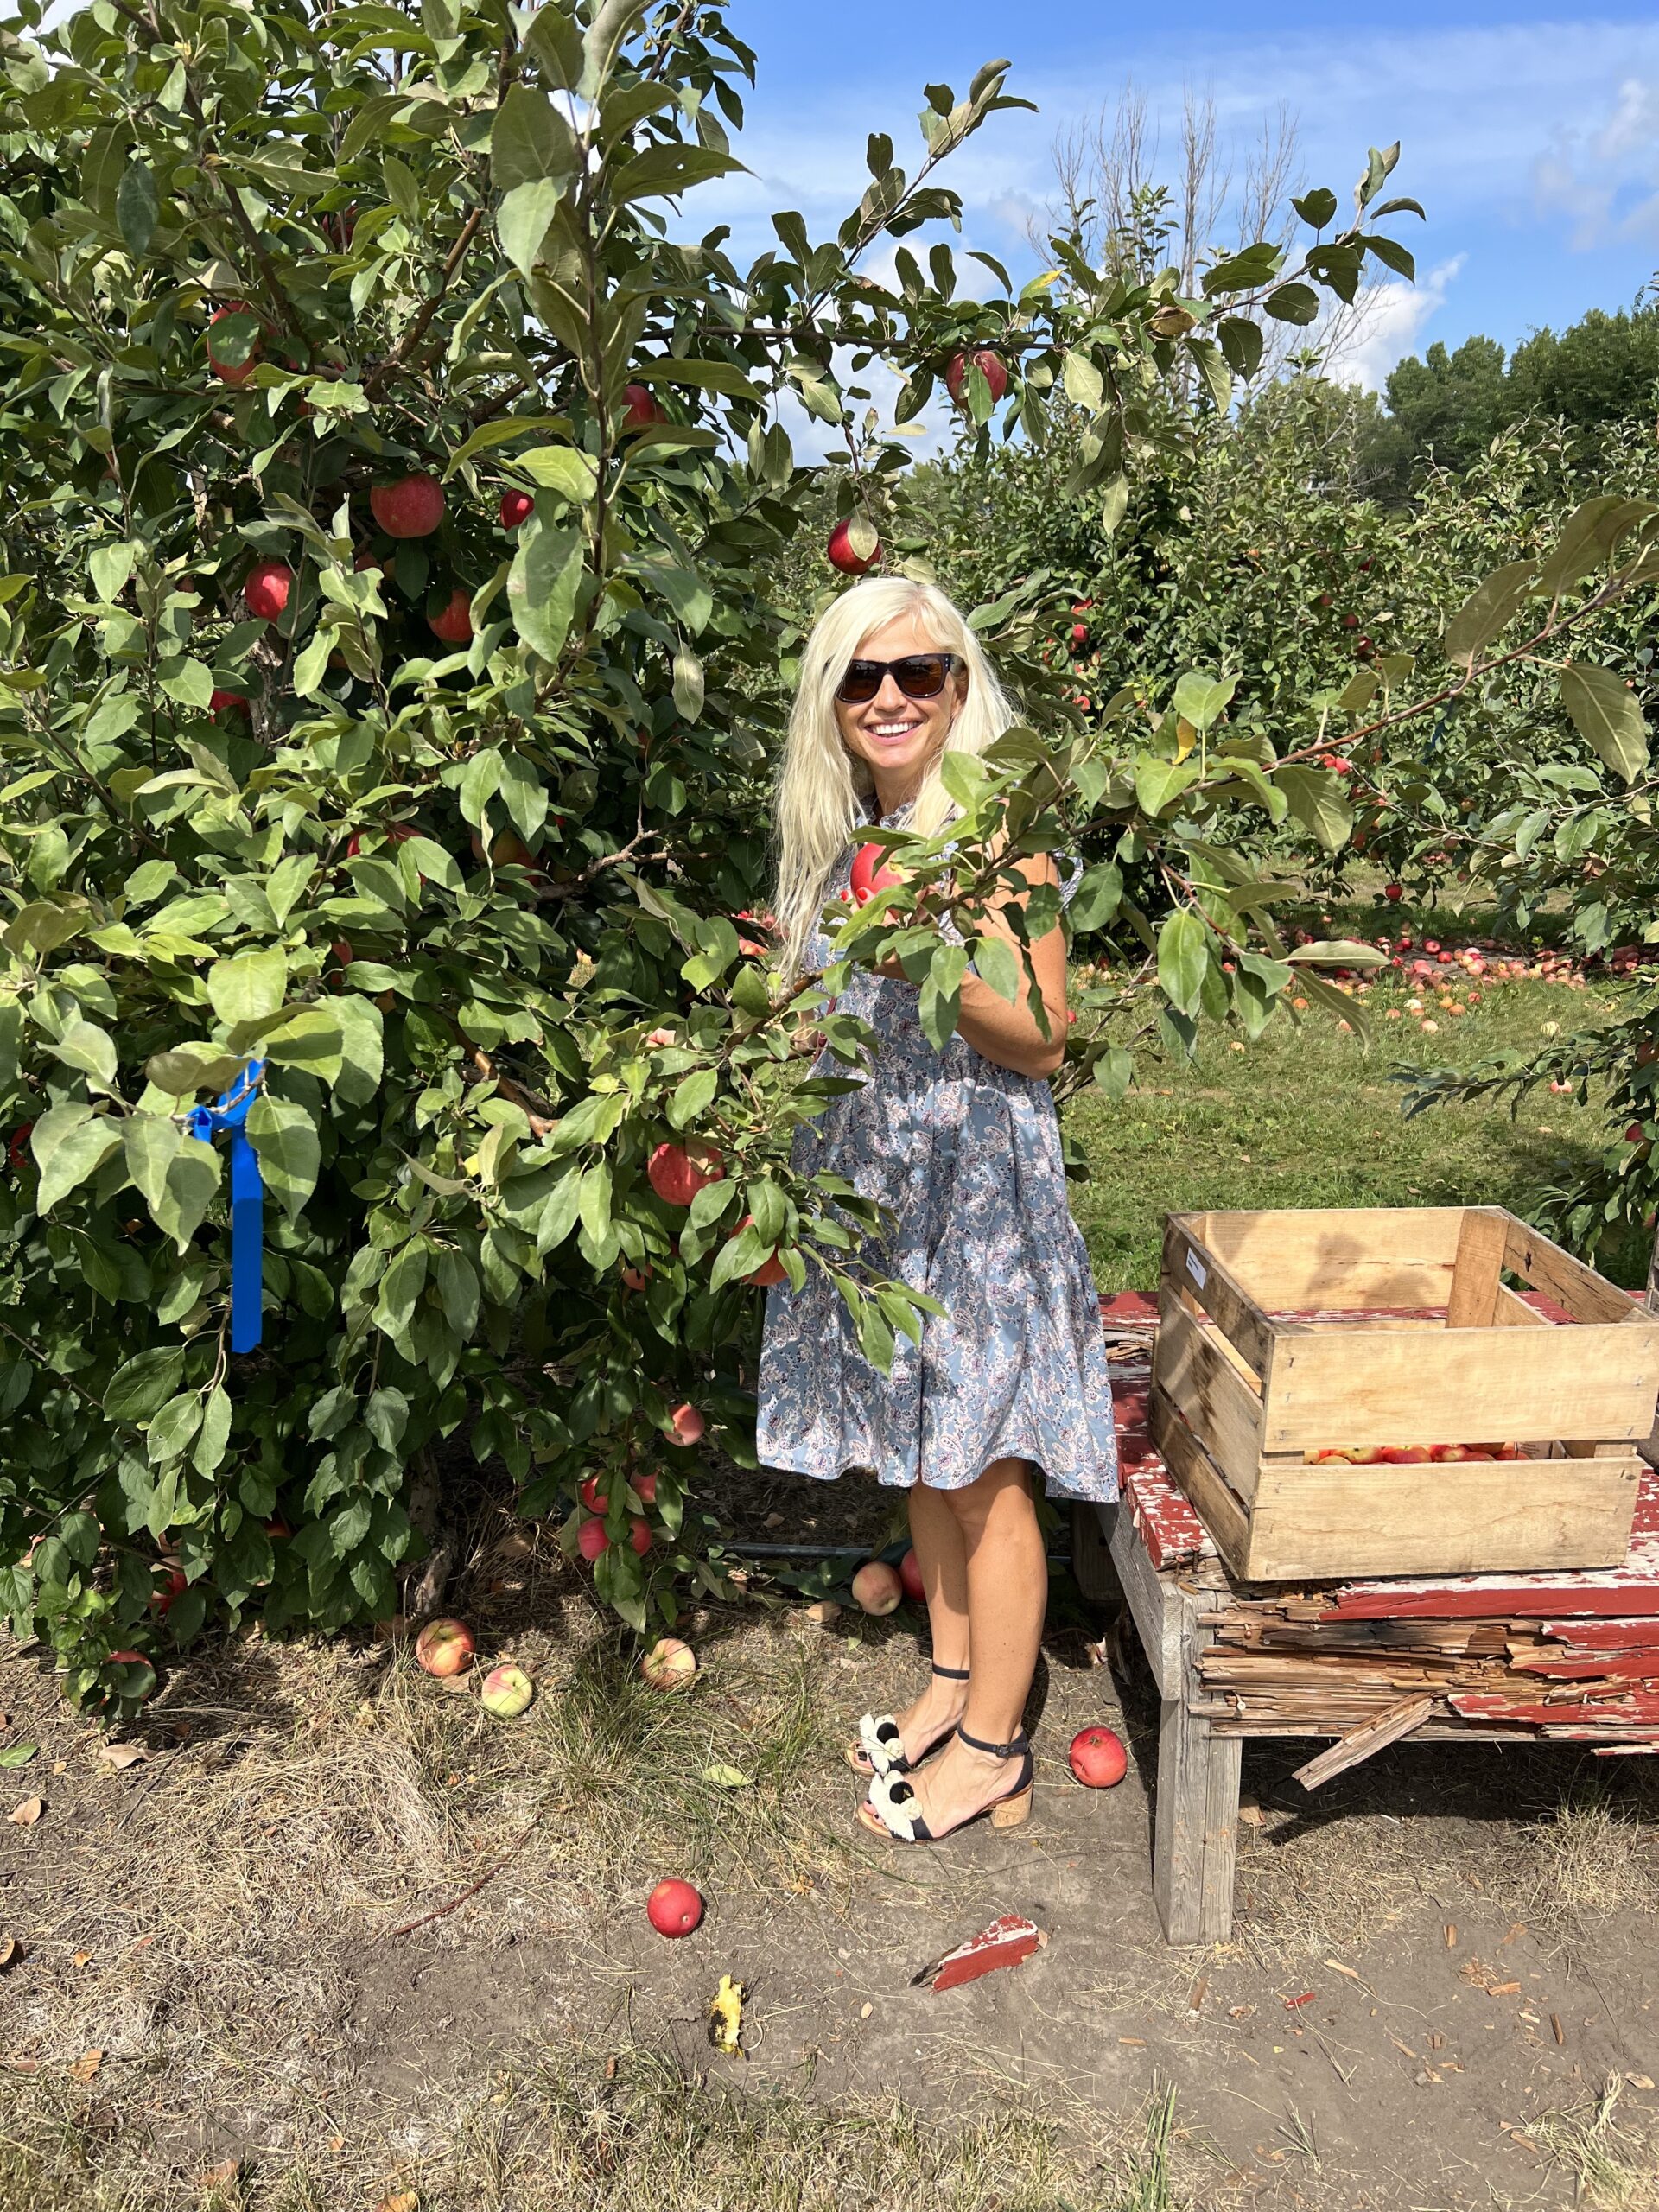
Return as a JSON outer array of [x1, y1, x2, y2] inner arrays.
[[2, 1460, 1657, 2211]]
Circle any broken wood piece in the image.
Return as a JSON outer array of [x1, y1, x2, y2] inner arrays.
[[1292, 1694, 1437, 1791], [911, 1913, 1047, 1993]]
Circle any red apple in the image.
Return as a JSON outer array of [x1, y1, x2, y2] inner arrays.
[[849, 842, 902, 906], [944, 346, 1009, 405], [207, 302, 261, 385], [628, 1516, 652, 1556], [370, 473, 445, 539], [150, 1566, 188, 1616], [632, 1470, 658, 1506], [666, 1401, 704, 1448], [647, 1140, 724, 1207], [499, 488, 534, 530], [641, 1636, 696, 1690], [646, 1876, 702, 1937], [243, 559, 293, 621], [106, 1649, 156, 1699], [851, 1560, 902, 1616], [576, 1516, 610, 1560], [415, 1618, 474, 1677], [898, 1548, 925, 1603], [621, 382, 663, 430], [620, 1264, 652, 1291], [429, 587, 473, 645], [1384, 883, 1403, 902], [827, 518, 880, 575], [578, 1473, 610, 1513], [209, 689, 250, 719], [1068, 1725, 1128, 1788], [480, 1662, 535, 1717]]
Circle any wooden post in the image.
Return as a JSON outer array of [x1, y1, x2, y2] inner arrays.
[[1151, 1586, 1242, 1945]]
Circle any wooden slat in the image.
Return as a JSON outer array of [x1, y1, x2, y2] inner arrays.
[[1262, 1324, 1659, 1450], [1192, 1206, 1465, 1312], [1246, 1455, 1641, 1580], [1153, 1295, 1264, 1503], [1502, 1217, 1659, 1326], [1494, 1284, 1550, 1328], [1109, 1503, 1184, 1700], [1446, 1207, 1507, 1330], [1149, 1389, 1255, 1577], [1292, 1695, 1437, 1790], [1152, 1585, 1242, 1945], [1162, 1215, 1276, 1379]]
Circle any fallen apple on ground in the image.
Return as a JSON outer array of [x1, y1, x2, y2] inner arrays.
[[646, 1877, 702, 1937], [480, 1663, 534, 1718], [415, 1618, 474, 1677], [641, 1637, 697, 1690], [851, 1560, 902, 1616], [1068, 1726, 1128, 1788], [898, 1548, 925, 1603]]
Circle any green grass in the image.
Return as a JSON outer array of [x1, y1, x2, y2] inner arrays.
[[1065, 911, 1620, 1292]]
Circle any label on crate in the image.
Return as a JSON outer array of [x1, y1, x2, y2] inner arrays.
[[1185, 1248, 1207, 1290]]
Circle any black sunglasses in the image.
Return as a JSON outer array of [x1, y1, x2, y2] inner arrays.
[[834, 652, 959, 704]]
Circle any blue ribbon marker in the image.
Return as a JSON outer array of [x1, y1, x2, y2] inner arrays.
[[188, 1058, 266, 1354]]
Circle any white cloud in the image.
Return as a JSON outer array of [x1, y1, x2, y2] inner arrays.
[[1529, 70, 1659, 247], [1323, 255, 1466, 391]]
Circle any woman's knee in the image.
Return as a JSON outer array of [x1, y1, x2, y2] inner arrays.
[[938, 1456, 1033, 1533]]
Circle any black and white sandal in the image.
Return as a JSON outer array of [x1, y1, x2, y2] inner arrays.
[[857, 1724, 1034, 1843], [845, 1662, 970, 1777]]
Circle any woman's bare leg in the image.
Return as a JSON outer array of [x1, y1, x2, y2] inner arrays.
[[861, 1480, 971, 1764], [878, 1456, 1046, 1833]]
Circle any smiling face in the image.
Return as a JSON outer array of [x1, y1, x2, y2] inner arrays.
[[832, 609, 967, 810]]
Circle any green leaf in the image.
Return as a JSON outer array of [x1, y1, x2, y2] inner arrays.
[[246, 1094, 321, 1218], [632, 357, 759, 399], [971, 932, 1021, 1005], [1157, 908, 1209, 1017], [497, 178, 566, 278], [149, 1390, 204, 1465], [491, 83, 578, 192], [668, 1067, 718, 1130], [1263, 282, 1319, 325], [194, 1383, 232, 1475], [1538, 495, 1627, 601], [1443, 560, 1537, 666], [701, 1764, 752, 1789], [105, 1346, 185, 1423], [1287, 940, 1389, 969], [34, 1109, 120, 1213], [1216, 317, 1264, 380], [1560, 662, 1649, 785], [1092, 1046, 1133, 1102], [207, 950, 287, 1027], [0, 1744, 38, 1769], [1293, 186, 1338, 227], [116, 158, 160, 254], [1134, 754, 1198, 817], [1274, 764, 1353, 855], [50, 1020, 118, 1092], [1170, 670, 1236, 731], [918, 942, 969, 1051], [507, 524, 585, 662], [1185, 336, 1231, 414], [1061, 350, 1104, 413], [514, 445, 598, 500]]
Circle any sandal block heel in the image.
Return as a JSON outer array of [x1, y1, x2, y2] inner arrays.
[[989, 1783, 1033, 1830]]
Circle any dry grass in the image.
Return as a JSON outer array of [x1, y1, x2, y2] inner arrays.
[[1529, 2075, 1659, 2211], [1520, 1780, 1659, 1935], [0, 2038, 1178, 2212]]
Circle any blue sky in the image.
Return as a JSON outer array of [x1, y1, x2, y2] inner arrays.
[[714, 3, 1659, 396]]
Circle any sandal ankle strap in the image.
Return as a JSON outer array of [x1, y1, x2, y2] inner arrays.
[[957, 1724, 1028, 1762], [930, 1662, 970, 1681]]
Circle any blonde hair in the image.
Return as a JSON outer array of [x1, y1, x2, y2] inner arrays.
[[769, 576, 1017, 982]]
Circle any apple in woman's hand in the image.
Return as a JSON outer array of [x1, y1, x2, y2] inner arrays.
[[849, 842, 902, 906]]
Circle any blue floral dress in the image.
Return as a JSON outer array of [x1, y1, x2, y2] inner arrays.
[[756, 807, 1119, 1501]]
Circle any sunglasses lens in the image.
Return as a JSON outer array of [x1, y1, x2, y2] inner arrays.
[[836, 661, 881, 703], [895, 656, 949, 697]]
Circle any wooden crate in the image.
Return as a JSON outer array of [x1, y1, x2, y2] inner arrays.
[[1150, 1206, 1659, 1581]]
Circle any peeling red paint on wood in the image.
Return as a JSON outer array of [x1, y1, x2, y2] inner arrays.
[[912, 1913, 1048, 1993]]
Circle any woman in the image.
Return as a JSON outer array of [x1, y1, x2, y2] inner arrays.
[[758, 575, 1118, 1846]]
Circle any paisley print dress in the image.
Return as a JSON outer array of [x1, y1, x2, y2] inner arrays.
[[756, 808, 1119, 1501]]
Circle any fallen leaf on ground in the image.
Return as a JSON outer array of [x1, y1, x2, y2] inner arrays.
[[1626, 2073, 1655, 2090], [68, 2050, 103, 2082], [376, 2191, 418, 2212], [95, 1743, 146, 1770], [8, 1797, 42, 1827], [70, 1951, 91, 1968], [0, 1745, 37, 1769], [196, 2158, 241, 2190], [0, 1937, 21, 1970], [1498, 1922, 1527, 1946], [1237, 1798, 1266, 1827], [701, 1764, 752, 1790]]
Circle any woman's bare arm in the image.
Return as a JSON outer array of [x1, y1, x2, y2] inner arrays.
[[949, 853, 1070, 1080]]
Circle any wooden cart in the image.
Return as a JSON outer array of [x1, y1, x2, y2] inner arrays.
[[1151, 1206, 1659, 1580], [1080, 1294, 1659, 1946]]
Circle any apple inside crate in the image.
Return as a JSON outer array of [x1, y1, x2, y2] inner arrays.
[[1149, 1205, 1659, 1581]]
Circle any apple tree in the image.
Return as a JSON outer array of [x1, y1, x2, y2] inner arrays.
[[0, 0, 1434, 1705]]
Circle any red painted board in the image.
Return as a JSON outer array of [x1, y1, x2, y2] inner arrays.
[[1123, 1465, 1211, 1570], [1508, 1654, 1659, 1679], [1538, 1618, 1659, 1647], [911, 1913, 1048, 1993]]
